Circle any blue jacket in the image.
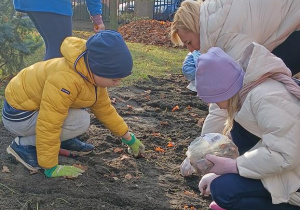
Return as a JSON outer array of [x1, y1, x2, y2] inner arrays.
[[13, 0, 102, 16]]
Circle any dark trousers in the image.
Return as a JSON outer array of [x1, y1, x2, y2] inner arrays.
[[27, 12, 72, 60], [272, 30, 300, 76], [209, 121, 300, 210]]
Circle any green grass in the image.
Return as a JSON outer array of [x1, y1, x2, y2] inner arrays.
[[125, 42, 188, 85], [23, 33, 189, 85]]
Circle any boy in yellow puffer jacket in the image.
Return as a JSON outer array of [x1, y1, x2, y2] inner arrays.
[[2, 30, 145, 178]]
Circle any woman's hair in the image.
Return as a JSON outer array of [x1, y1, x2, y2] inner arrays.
[[223, 94, 240, 135], [170, 0, 202, 45]]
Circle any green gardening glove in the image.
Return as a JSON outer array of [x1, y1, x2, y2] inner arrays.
[[44, 165, 85, 178], [122, 133, 145, 157]]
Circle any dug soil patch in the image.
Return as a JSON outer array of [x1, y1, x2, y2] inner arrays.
[[0, 74, 212, 210]]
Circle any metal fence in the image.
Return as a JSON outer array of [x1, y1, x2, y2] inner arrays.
[[72, 0, 110, 22], [72, 0, 183, 22]]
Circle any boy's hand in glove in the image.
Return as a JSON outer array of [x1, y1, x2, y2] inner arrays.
[[44, 165, 85, 178], [122, 133, 145, 157]]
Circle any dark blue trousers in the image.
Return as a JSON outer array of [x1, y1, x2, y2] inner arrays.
[[272, 30, 300, 76], [209, 121, 300, 210], [27, 12, 72, 60]]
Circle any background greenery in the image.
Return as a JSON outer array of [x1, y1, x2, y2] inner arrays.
[[24, 31, 188, 85]]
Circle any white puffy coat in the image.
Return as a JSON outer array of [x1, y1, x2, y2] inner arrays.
[[235, 43, 300, 205], [200, 0, 300, 135]]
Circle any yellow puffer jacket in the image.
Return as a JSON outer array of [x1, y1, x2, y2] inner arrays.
[[5, 37, 128, 168]]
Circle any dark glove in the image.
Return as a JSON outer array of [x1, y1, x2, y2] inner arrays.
[[122, 133, 145, 157]]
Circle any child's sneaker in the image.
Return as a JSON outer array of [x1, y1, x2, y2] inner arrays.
[[209, 201, 227, 210], [6, 137, 40, 172], [60, 138, 94, 156]]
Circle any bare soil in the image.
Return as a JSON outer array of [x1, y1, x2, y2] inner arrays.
[[0, 74, 212, 210]]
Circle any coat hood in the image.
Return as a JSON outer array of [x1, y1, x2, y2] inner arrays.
[[60, 36, 96, 85], [239, 42, 292, 86]]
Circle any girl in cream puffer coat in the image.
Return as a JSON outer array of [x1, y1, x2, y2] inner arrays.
[[195, 44, 300, 210]]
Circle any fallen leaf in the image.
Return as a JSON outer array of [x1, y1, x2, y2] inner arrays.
[[172, 105, 179, 112], [186, 105, 192, 110], [73, 164, 88, 171], [120, 154, 130, 160], [114, 148, 124, 153], [2, 166, 10, 173], [197, 118, 205, 127], [189, 113, 198, 117], [125, 173, 133, 180], [127, 105, 134, 110], [29, 170, 39, 175], [111, 97, 117, 104], [154, 147, 165, 153], [167, 142, 174, 147], [184, 190, 196, 197]]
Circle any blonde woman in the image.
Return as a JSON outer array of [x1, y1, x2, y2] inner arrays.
[[171, 0, 300, 135]]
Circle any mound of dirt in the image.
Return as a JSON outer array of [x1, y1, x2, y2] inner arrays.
[[0, 74, 212, 210], [118, 20, 183, 48]]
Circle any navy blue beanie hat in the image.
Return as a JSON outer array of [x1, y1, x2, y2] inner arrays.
[[86, 30, 133, 78]]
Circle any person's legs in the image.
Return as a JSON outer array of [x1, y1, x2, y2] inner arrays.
[[27, 11, 72, 60], [3, 108, 91, 170], [210, 174, 300, 210], [2, 109, 90, 144], [230, 121, 260, 155], [272, 30, 300, 76]]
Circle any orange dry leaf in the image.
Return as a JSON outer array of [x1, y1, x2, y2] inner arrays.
[[186, 105, 192, 110], [190, 206, 196, 210], [184, 190, 196, 197], [172, 105, 179, 112], [167, 142, 174, 147], [184, 205, 189, 209], [154, 146, 165, 153], [114, 148, 124, 154]]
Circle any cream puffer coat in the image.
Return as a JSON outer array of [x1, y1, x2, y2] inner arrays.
[[5, 37, 128, 168], [200, 0, 300, 135], [235, 43, 300, 206]]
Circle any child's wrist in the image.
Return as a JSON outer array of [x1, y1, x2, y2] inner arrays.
[[122, 132, 131, 140], [122, 133, 136, 146]]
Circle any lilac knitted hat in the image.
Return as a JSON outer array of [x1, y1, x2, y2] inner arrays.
[[195, 47, 244, 103]]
